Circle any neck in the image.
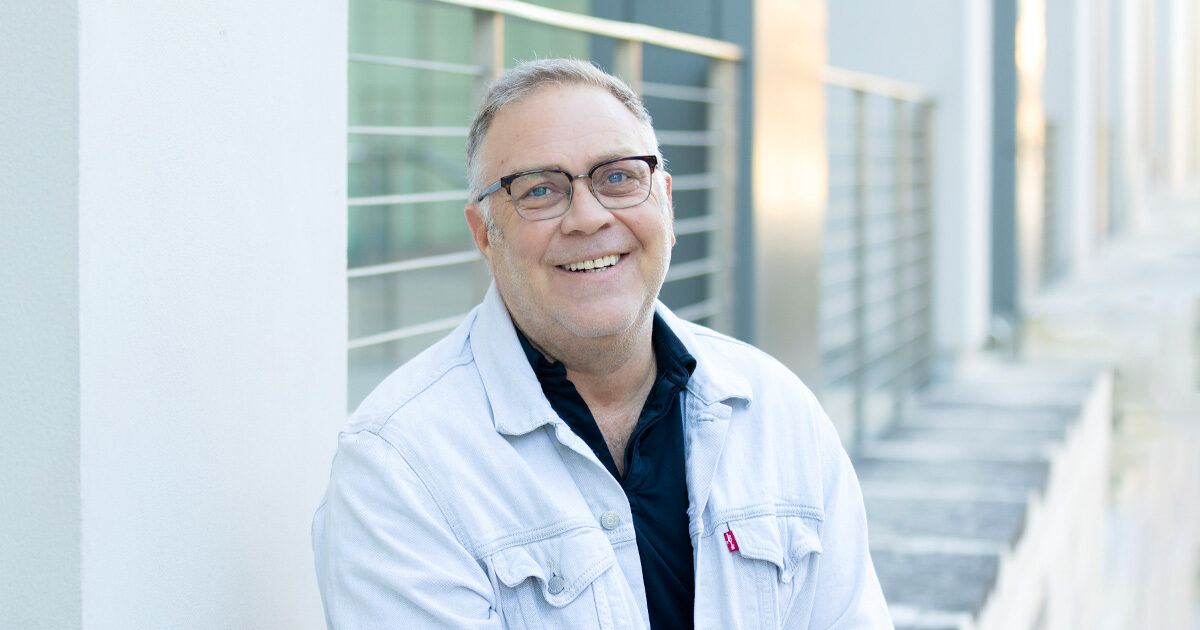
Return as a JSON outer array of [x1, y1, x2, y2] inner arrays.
[[519, 315, 657, 409]]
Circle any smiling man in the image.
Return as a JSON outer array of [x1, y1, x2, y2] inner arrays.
[[313, 59, 891, 629]]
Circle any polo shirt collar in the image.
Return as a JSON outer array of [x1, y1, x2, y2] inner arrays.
[[470, 282, 753, 437]]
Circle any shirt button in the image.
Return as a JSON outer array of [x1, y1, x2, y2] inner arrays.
[[547, 575, 565, 595], [600, 511, 620, 530]]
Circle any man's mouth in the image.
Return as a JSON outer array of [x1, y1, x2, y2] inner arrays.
[[558, 254, 621, 273]]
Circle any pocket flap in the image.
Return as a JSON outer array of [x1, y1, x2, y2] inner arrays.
[[726, 514, 822, 583], [489, 527, 616, 607]]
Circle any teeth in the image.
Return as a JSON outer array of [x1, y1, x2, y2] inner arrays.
[[561, 254, 620, 272]]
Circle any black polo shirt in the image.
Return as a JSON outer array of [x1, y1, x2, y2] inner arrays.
[[515, 314, 696, 629]]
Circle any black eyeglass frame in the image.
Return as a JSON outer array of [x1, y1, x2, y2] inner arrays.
[[475, 155, 659, 220]]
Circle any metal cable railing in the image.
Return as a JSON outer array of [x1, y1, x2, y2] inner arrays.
[[346, 0, 742, 408], [820, 67, 936, 452], [1042, 119, 1062, 284]]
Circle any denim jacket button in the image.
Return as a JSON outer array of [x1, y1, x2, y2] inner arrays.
[[547, 575, 565, 595], [600, 511, 620, 530]]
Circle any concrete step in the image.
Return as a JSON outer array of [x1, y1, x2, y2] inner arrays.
[[859, 363, 1113, 630]]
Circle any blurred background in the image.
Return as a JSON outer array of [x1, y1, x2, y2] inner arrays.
[[3, 0, 1198, 628]]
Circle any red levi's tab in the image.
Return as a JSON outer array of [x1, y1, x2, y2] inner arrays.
[[724, 528, 739, 552]]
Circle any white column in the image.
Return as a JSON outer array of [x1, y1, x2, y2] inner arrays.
[[0, 2, 82, 627], [1167, 0, 1195, 192], [1045, 0, 1101, 277], [76, 1, 346, 627], [753, 0, 828, 383], [2, 1, 347, 628]]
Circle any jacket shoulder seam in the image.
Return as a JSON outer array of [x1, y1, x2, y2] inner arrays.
[[366, 352, 474, 433], [349, 427, 481, 557]]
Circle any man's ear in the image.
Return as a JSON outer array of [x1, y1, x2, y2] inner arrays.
[[464, 202, 493, 264]]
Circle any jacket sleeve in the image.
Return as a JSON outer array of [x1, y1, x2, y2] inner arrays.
[[313, 428, 504, 629], [809, 408, 894, 629]]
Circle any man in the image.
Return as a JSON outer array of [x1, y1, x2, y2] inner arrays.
[[314, 58, 891, 628]]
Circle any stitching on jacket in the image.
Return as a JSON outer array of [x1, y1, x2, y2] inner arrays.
[[374, 354, 475, 432], [701, 504, 825, 537], [364, 428, 483, 558], [474, 521, 609, 558]]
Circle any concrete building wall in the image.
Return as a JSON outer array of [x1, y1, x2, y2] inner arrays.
[[75, 1, 347, 627], [827, 0, 993, 368], [3, 1, 347, 627], [0, 2, 82, 628]]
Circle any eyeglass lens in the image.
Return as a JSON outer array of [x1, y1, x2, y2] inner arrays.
[[509, 158, 653, 220]]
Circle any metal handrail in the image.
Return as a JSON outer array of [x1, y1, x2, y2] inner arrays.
[[348, 250, 483, 279], [347, 53, 485, 76], [823, 67, 931, 103], [348, 190, 470, 206], [820, 68, 936, 453], [348, 314, 469, 350], [640, 81, 720, 103], [433, 0, 743, 60], [348, 126, 470, 137]]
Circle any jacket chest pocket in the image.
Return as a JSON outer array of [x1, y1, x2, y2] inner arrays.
[[696, 513, 823, 630], [486, 527, 643, 630]]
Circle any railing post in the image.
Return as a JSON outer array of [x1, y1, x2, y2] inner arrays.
[[852, 88, 868, 454], [707, 58, 738, 334], [472, 10, 504, 103], [1042, 119, 1057, 284], [612, 40, 643, 96], [916, 102, 935, 384], [892, 98, 911, 425]]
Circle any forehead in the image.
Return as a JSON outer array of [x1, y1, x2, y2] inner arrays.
[[479, 84, 654, 176]]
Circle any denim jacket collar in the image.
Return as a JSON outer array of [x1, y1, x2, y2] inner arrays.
[[471, 282, 752, 438]]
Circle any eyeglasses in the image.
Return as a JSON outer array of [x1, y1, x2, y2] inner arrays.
[[476, 155, 659, 221]]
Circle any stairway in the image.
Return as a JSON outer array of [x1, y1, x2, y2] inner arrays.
[[862, 363, 1112, 630]]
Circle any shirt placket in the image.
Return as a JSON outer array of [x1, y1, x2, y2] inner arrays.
[[546, 418, 650, 623]]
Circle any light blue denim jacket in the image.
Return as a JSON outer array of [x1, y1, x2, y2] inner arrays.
[[313, 284, 892, 628]]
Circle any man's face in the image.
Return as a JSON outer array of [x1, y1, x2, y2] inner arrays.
[[465, 84, 675, 349]]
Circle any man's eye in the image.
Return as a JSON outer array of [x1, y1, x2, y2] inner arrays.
[[605, 171, 630, 184], [528, 186, 551, 197]]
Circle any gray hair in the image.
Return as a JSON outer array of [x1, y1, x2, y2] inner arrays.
[[465, 58, 659, 220]]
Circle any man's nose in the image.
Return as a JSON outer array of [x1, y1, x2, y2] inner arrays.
[[559, 176, 613, 234]]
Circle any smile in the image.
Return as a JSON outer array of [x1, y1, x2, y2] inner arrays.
[[558, 254, 621, 273]]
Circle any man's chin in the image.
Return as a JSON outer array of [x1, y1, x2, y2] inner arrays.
[[555, 308, 646, 340]]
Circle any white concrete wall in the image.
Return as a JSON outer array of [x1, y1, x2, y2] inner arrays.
[[1166, 0, 1198, 192], [0, 2, 82, 628], [976, 372, 1112, 630], [76, 1, 347, 627], [827, 0, 993, 367], [2, 1, 346, 627], [1043, 0, 1101, 276]]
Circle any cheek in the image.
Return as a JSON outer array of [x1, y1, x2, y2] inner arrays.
[[490, 234, 546, 282]]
